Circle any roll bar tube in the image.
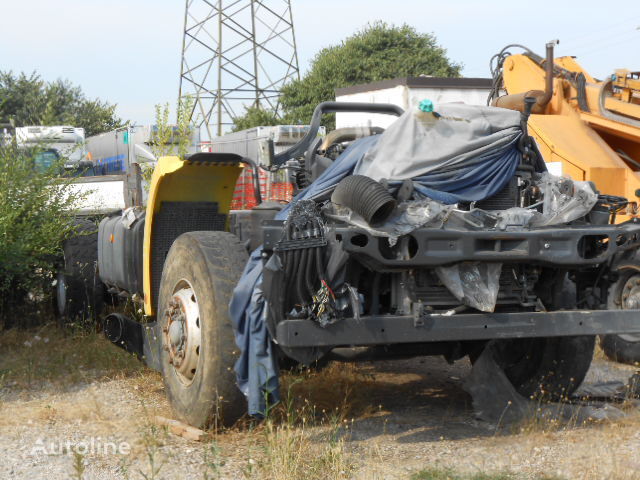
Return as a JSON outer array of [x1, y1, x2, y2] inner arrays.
[[273, 101, 405, 166]]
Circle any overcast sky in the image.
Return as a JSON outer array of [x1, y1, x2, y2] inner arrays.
[[1, 0, 639, 125]]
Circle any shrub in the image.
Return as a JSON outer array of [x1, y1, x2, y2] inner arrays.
[[0, 141, 82, 327]]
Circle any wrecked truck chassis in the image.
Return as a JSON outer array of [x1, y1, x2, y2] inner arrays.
[[113, 219, 640, 369], [262, 218, 640, 349], [263, 218, 640, 268]]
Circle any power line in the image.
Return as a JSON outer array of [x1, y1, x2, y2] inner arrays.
[[561, 15, 640, 49], [569, 29, 639, 58]]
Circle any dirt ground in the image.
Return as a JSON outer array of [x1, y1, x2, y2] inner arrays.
[[2, 327, 640, 480]]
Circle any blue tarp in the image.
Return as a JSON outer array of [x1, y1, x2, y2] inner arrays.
[[229, 136, 379, 416], [230, 106, 523, 416], [405, 142, 520, 205]]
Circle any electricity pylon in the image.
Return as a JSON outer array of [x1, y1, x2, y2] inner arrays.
[[179, 0, 300, 140]]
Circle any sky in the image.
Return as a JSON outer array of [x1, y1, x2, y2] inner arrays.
[[1, 0, 639, 126]]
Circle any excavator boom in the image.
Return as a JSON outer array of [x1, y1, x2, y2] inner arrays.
[[492, 43, 640, 217]]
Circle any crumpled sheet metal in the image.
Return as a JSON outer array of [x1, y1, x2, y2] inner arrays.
[[330, 173, 598, 312], [531, 172, 599, 226], [326, 199, 446, 247], [463, 341, 629, 426], [330, 173, 598, 241]]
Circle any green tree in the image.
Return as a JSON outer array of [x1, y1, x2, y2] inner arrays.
[[232, 105, 280, 132], [0, 71, 123, 136], [233, 22, 461, 130]]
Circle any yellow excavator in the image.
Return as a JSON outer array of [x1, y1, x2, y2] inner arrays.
[[489, 41, 640, 364]]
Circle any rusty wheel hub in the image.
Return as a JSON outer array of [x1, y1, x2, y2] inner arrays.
[[618, 273, 640, 342], [163, 283, 201, 385]]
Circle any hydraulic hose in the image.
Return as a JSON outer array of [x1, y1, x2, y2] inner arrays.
[[305, 247, 318, 298], [489, 41, 558, 113], [296, 246, 309, 305]]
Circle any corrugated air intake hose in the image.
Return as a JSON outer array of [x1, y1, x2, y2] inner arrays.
[[331, 175, 396, 226]]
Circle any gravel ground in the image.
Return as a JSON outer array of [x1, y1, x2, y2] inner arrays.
[[1, 346, 639, 480]]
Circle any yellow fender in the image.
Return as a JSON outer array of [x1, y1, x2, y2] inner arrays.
[[142, 155, 242, 316]]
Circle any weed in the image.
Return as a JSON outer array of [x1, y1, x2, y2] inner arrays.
[[70, 451, 86, 480], [138, 422, 166, 480], [118, 456, 132, 480], [202, 440, 225, 480], [411, 469, 565, 480], [0, 368, 8, 395], [245, 370, 355, 480]]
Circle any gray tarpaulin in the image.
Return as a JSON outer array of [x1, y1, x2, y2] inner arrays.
[[355, 103, 523, 204], [230, 104, 530, 416]]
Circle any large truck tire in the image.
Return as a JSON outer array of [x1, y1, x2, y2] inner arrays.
[[158, 231, 248, 429], [472, 274, 595, 399], [55, 219, 104, 324], [600, 335, 640, 365], [489, 336, 595, 399], [600, 255, 640, 365]]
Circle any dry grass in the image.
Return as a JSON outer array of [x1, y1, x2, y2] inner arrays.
[[278, 362, 383, 420], [0, 323, 145, 390], [0, 323, 164, 436], [411, 469, 564, 480], [5, 326, 640, 480], [255, 416, 354, 480], [229, 365, 363, 480]]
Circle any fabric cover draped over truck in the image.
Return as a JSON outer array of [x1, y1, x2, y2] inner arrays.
[[230, 104, 525, 416], [355, 103, 524, 204]]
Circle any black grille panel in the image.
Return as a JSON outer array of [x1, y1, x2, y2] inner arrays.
[[151, 202, 226, 312], [413, 266, 537, 308], [475, 178, 518, 210]]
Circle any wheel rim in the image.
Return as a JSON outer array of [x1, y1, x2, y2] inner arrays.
[[163, 280, 202, 385], [56, 270, 67, 316], [617, 272, 640, 343]]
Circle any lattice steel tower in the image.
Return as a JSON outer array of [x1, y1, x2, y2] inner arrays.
[[179, 0, 300, 139]]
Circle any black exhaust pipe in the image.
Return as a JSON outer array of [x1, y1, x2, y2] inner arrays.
[[104, 313, 161, 371]]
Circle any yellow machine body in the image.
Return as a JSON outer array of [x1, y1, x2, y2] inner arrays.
[[500, 54, 640, 215], [142, 156, 242, 316]]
